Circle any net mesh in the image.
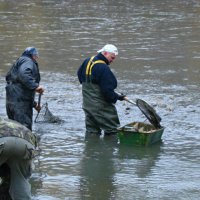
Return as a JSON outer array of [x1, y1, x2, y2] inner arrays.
[[136, 99, 162, 129], [34, 102, 62, 123]]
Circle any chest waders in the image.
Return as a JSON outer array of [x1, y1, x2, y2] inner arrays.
[[82, 56, 120, 135]]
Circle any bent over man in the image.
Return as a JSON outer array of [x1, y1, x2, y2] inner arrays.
[[0, 117, 38, 200], [77, 44, 125, 136], [5, 47, 44, 131]]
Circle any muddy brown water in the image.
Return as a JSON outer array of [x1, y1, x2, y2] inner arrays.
[[0, 0, 200, 199]]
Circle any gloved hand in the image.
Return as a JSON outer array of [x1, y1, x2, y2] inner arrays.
[[118, 93, 126, 101], [34, 103, 41, 112], [33, 101, 41, 112], [35, 85, 44, 94]]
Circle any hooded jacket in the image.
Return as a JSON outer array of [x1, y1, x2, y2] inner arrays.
[[6, 53, 40, 104]]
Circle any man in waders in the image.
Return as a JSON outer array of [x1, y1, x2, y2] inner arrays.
[[77, 44, 126, 136], [5, 47, 44, 131], [0, 117, 38, 200]]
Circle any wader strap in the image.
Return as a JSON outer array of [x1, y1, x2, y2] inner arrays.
[[85, 56, 106, 82], [86, 56, 95, 76]]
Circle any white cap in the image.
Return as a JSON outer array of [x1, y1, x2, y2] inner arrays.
[[97, 44, 118, 55]]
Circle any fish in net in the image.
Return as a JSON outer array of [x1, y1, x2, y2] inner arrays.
[[34, 102, 62, 123]]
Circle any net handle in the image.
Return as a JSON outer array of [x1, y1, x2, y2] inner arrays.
[[38, 93, 42, 107], [34, 93, 42, 123], [124, 97, 136, 106]]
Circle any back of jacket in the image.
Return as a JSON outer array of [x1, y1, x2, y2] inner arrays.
[[6, 55, 40, 104]]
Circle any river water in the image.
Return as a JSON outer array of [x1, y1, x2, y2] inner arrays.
[[0, 0, 200, 199]]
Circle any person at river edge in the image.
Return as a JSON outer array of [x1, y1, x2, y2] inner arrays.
[[0, 117, 38, 199], [5, 47, 44, 131], [77, 44, 126, 136]]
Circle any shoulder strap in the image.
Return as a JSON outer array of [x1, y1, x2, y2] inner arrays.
[[88, 60, 105, 75], [85, 56, 106, 76], [86, 56, 95, 76]]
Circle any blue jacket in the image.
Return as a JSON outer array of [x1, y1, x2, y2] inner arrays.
[[77, 53, 119, 103]]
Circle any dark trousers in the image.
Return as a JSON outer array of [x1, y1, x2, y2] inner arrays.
[[6, 102, 33, 131]]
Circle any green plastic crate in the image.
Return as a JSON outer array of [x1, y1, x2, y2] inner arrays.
[[117, 122, 164, 146]]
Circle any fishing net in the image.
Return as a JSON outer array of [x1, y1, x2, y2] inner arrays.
[[34, 102, 62, 123], [136, 99, 162, 129]]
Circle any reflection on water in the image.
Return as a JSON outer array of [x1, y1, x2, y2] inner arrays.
[[1, 0, 200, 199], [80, 135, 118, 200], [117, 143, 162, 179], [80, 135, 162, 200]]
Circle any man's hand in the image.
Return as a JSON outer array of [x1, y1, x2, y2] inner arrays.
[[34, 103, 41, 112], [118, 93, 126, 101], [35, 86, 44, 94]]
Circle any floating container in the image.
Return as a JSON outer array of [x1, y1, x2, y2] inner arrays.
[[117, 99, 164, 146], [117, 122, 164, 146]]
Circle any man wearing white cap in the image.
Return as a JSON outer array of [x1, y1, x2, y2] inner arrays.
[[77, 44, 126, 136], [5, 47, 44, 131]]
